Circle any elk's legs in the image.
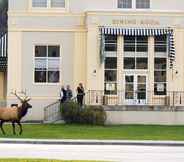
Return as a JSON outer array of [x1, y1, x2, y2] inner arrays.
[[12, 122, 16, 135], [0, 121, 5, 135], [17, 121, 22, 135]]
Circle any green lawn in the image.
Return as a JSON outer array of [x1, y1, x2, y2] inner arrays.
[[1, 124, 184, 140], [0, 160, 103, 162]]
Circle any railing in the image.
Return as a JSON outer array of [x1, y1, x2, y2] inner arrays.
[[44, 97, 78, 123], [44, 100, 61, 123], [85, 90, 184, 107]]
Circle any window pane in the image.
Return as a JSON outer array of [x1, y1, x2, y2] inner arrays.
[[136, 0, 150, 8], [35, 58, 47, 70], [105, 57, 117, 69], [154, 83, 166, 95], [35, 46, 47, 57], [154, 71, 166, 82], [51, 0, 65, 8], [48, 71, 60, 83], [124, 36, 135, 52], [155, 58, 167, 70], [125, 84, 134, 99], [105, 35, 117, 52], [137, 36, 148, 52], [155, 35, 167, 52], [105, 83, 117, 95], [32, 0, 47, 7], [105, 70, 117, 82], [35, 71, 46, 83], [136, 58, 148, 69], [118, 0, 132, 8], [126, 76, 134, 83], [124, 57, 135, 69], [48, 46, 60, 57]]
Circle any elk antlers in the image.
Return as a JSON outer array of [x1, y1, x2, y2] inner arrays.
[[11, 90, 31, 102]]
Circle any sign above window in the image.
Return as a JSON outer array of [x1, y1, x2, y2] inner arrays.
[[32, 0, 66, 9]]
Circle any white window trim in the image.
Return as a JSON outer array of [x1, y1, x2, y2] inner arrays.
[[33, 44, 62, 86], [29, 0, 69, 12]]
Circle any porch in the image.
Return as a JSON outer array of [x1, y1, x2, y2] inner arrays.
[[86, 90, 184, 108]]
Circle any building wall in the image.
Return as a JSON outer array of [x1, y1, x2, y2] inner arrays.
[[7, 0, 184, 121], [0, 72, 5, 99], [8, 0, 184, 12]]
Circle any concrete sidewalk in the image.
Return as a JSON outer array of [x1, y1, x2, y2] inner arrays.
[[0, 138, 184, 147]]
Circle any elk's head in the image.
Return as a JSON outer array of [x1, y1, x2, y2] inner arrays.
[[11, 91, 32, 109]]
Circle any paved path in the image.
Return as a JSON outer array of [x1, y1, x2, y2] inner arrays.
[[0, 143, 184, 162]]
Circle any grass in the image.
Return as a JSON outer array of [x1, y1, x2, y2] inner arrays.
[[0, 160, 103, 162], [0, 124, 184, 141]]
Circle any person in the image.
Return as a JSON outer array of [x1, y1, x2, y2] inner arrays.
[[60, 86, 67, 103], [77, 83, 85, 106], [66, 85, 73, 101]]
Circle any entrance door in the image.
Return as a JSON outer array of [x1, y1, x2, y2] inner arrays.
[[125, 74, 147, 105]]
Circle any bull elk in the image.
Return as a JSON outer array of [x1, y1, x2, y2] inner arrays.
[[0, 91, 32, 135]]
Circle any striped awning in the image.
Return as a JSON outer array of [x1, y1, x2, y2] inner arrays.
[[100, 27, 175, 68], [0, 33, 7, 71]]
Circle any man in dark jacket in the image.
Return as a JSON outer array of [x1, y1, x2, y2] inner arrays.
[[66, 85, 73, 101], [60, 86, 67, 103]]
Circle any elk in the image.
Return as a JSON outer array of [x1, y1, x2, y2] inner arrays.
[[0, 91, 32, 135]]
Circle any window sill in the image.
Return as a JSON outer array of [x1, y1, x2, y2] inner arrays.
[[29, 7, 68, 13], [33, 83, 61, 86]]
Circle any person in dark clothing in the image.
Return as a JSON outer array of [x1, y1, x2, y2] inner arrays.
[[77, 83, 85, 106], [60, 86, 67, 103], [66, 85, 73, 101]]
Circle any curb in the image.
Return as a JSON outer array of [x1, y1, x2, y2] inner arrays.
[[0, 139, 184, 147]]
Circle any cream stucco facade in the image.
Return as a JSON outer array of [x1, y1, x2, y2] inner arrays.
[[5, 0, 184, 121]]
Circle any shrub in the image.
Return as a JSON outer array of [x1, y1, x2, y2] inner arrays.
[[61, 102, 107, 125], [61, 101, 81, 123]]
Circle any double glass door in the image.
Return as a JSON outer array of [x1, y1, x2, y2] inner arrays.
[[125, 74, 147, 105]]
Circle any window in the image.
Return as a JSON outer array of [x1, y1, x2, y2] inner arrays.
[[51, 0, 65, 8], [32, 0, 47, 7], [105, 35, 117, 52], [118, 0, 132, 8], [104, 35, 117, 95], [136, 0, 150, 9], [154, 35, 167, 95], [124, 36, 148, 70], [34, 45, 60, 83], [155, 35, 167, 53], [32, 0, 65, 8]]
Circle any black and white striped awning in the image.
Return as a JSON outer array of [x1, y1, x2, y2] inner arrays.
[[0, 33, 7, 71], [100, 27, 175, 68]]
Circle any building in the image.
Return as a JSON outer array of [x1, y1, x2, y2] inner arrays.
[[2, 0, 184, 121]]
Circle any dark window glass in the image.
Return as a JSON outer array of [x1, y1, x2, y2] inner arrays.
[[124, 36, 135, 52], [105, 70, 117, 82], [154, 71, 166, 82], [104, 83, 117, 95], [48, 71, 60, 83], [35, 71, 46, 83], [118, 0, 132, 8], [136, 0, 150, 9], [136, 36, 148, 52], [105, 35, 117, 52], [154, 83, 167, 95], [136, 58, 148, 69], [155, 35, 167, 52], [35, 46, 47, 57], [105, 57, 117, 69], [48, 46, 60, 57], [155, 58, 167, 70], [125, 76, 134, 83], [124, 57, 135, 69]]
